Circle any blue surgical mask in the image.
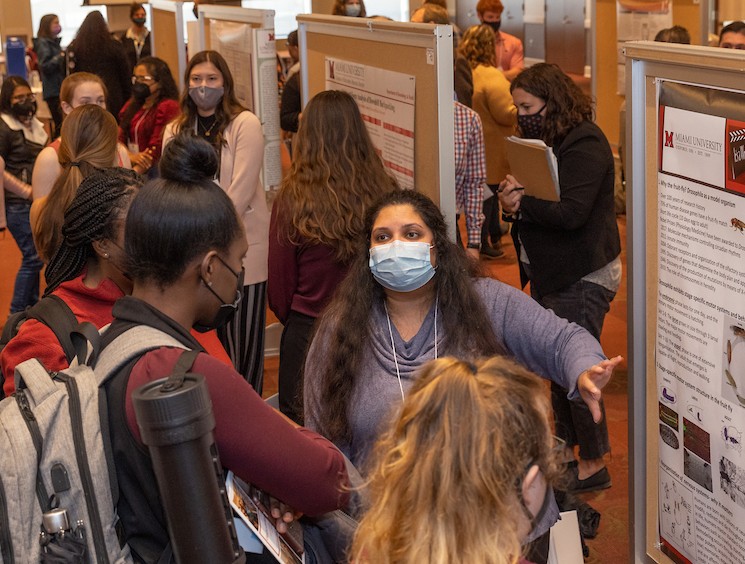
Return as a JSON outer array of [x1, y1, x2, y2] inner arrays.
[[369, 240, 435, 292]]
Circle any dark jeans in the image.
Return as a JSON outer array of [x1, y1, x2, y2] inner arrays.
[[46, 96, 63, 137], [5, 200, 43, 313], [481, 184, 502, 248], [278, 310, 316, 423], [532, 278, 615, 460]]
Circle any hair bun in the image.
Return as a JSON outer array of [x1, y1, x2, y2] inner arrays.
[[159, 134, 219, 183]]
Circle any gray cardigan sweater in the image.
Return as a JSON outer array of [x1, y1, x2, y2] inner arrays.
[[304, 277, 607, 468]]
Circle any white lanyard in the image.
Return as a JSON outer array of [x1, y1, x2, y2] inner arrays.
[[384, 295, 439, 401], [132, 107, 151, 149]]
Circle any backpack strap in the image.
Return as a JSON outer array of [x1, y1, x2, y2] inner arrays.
[[27, 295, 79, 363], [94, 325, 189, 386]]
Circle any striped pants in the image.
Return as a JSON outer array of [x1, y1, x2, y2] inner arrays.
[[218, 281, 267, 393]]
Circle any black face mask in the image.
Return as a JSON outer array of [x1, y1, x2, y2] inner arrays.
[[484, 20, 501, 33], [193, 256, 244, 333], [11, 100, 37, 120], [517, 464, 552, 539], [132, 82, 151, 103], [517, 104, 546, 140]]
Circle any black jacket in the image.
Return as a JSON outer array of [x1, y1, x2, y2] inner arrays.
[[67, 39, 132, 121], [512, 120, 621, 296], [34, 36, 65, 99], [119, 30, 152, 72]]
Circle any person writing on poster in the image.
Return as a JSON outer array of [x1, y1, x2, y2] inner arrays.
[[498, 63, 621, 493]]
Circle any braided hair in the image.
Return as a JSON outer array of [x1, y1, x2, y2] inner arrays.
[[44, 167, 143, 294]]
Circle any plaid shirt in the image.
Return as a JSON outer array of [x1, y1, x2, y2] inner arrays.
[[453, 101, 486, 246]]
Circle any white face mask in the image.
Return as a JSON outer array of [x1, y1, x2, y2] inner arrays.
[[345, 3, 361, 16], [369, 240, 435, 292]]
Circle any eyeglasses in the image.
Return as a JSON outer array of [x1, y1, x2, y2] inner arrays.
[[11, 94, 35, 103], [131, 75, 154, 84]]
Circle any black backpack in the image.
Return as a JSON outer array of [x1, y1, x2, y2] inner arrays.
[[0, 295, 78, 399]]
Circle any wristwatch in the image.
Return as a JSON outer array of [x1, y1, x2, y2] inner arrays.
[[466, 243, 480, 249]]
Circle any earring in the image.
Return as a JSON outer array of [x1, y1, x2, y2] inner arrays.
[[103, 252, 109, 259], [207, 281, 213, 286]]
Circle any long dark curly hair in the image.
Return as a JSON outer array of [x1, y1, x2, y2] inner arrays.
[[119, 57, 179, 140], [510, 63, 594, 147], [305, 189, 507, 443]]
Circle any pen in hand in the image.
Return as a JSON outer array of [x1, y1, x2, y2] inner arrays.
[[498, 186, 525, 193]]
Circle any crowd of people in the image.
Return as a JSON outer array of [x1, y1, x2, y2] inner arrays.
[[3, 1, 740, 562]]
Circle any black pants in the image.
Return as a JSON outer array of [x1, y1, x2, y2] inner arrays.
[[46, 96, 63, 137], [278, 311, 316, 423], [481, 183, 502, 247], [531, 278, 615, 459]]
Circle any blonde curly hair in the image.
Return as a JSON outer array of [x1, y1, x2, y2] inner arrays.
[[458, 24, 497, 68], [351, 356, 563, 564]]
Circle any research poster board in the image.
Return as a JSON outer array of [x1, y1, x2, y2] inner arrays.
[[150, 0, 187, 91], [625, 42, 745, 563], [197, 5, 281, 191], [615, 0, 672, 95], [297, 15, 456, 237], [325, 58, 416, 189]]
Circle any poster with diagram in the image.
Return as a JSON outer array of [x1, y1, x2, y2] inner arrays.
[[616, 1, 672, 95], [209, 20, 282, 191], [655, 80, 745, 563], [324, 57, 416, 189]]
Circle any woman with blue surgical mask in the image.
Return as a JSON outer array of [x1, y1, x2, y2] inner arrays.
[[303, 190, 622, 556], [304, 190, 622, 480], [331, 0, 366, 17], [163, 50, 269, 393]]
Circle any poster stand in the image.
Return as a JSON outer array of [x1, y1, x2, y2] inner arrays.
[[626, 41, 745, 563], [149, 0, 187, 91], [296, 14, 456, 238], [196, 4, 281, 191]]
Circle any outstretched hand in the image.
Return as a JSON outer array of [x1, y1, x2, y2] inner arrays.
[[577, 355, 623, 423]]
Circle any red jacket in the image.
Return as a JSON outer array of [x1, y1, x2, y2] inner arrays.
[[1, 272, 231, 396], [1, 273, 122, 396]]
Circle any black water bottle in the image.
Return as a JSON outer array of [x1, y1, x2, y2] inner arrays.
[[133, 356, 244, 564]]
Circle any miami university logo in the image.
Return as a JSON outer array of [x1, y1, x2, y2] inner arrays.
[[664, 131, 674, 148]]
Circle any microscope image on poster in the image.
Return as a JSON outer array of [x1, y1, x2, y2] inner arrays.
[[722, 318, 745, 409], [660, 468, 697, 561], [683, 417, 713, 492], [659, 402, 680, 450], [719, 456, 745, 510]]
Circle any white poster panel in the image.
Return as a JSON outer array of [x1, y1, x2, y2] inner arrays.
[[655, 81, 745, 564], [324, 57, 416, 190], [209, 21, 282, 190], [210, 20, 255, 113], [616, 1, 672, 95]]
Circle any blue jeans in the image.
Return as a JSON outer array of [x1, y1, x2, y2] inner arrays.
[[532, 278, 616, 460], [5, 200, 43, 313]]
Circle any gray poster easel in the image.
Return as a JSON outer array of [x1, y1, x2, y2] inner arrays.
[[625, 41, 745, 563]]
